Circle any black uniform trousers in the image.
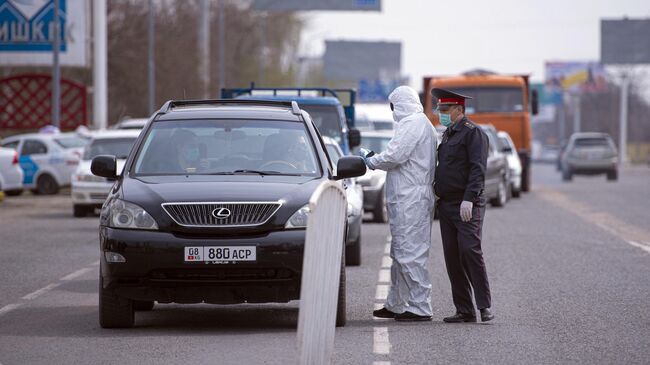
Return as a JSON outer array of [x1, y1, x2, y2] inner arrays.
[[438, 199, 491, 313]]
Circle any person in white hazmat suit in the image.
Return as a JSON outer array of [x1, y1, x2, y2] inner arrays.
[[359, 86, 438, 321]]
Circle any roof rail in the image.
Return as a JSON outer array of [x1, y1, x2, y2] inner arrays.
[[159, 99, 302, 115]]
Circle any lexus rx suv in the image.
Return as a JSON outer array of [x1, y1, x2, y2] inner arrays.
[[91, 99, 366, 328]]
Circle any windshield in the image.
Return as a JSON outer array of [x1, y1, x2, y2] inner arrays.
[[443, 87, 524, 113], [133, 119, 320, 177], [54, 136, 87, 149], [83, 138, 137, 160], [357, 135, 392, 154], [301, 105, 344, 144]]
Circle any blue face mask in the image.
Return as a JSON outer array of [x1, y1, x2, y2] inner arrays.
[[183, 147, 200, 162], [439, 112, 453, 127]]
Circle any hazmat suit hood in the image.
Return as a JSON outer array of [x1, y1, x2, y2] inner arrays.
[[388, 86, 424, 122]]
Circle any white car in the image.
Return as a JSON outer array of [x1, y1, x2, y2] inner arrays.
[[355, 103, 394, 131], [0, 147, 24, 195], [1, 133, 87, 195], [355, 130, 394, 223], [71, 130, 141, 217], [497, 131, 522, 198], [112, 118, 149, 130], [323, 137, 364, 266]]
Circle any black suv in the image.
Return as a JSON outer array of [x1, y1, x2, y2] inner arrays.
[[91, 99, 366, 328]]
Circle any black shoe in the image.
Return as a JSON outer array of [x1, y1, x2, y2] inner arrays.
[[443, 312, 477, 323], [373, 307, 397, 319], [394, 311, 432, 322], [480, 308, 494, 322]]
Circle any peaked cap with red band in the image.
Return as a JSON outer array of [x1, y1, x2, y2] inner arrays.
[[432, 88, 473, 106]]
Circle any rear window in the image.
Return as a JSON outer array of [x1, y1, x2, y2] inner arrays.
[[574, 138, 610, 147], [54, 136, 87, 149]]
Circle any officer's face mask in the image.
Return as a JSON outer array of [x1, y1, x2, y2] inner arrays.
[[437, 104, 457, 127]]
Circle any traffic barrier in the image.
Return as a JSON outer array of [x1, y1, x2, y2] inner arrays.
[[297, 181, 347, 365]]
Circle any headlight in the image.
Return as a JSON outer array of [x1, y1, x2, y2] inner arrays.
[[285, 204, 310, 228], [103, 198, 158, 230]]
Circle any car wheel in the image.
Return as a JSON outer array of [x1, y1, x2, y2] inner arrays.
[[73, 205, 88, 218], [490, 179, 507, 207], [372, 188, 388, 223], [607, 170, 618, 181], [562, 168, 572, 182], [133, 300, 155, 311], [36, 174, 59, 195], [336, 249, 346, 327], [345, 235, 361, 266], [99, 275, 134, 328], [5, 189, 23, 196]]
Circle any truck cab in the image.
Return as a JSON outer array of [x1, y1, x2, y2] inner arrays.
[[221, 87, 361, 154], [423, 73, 538, 192]]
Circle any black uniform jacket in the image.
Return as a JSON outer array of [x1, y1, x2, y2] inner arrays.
[[434, 116, 489, 204]]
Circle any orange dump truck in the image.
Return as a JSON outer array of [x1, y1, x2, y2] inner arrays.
[[423, 73, 538, 192]]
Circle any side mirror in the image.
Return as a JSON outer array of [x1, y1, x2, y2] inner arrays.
[[348, 128, 361, 149], [334, 156, 366, 180], [91, 155, 117, 178], [531, 89, 539, 116]]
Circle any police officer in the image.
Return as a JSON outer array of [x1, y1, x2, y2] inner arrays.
[[432, 88, 494, 323]]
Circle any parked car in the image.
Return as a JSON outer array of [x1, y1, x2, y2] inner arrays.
[[0, 147, 24, 195], [497, 131, 522, 198], [323, 137, 364, 266], [112, 118, 149, 130], [354, 130, 394, 223], [72, 130, 141, 217], [479, 125, 510, 207], [355, 103, 394, 131], [91, 99, 366, 328], [1, 132, 86, 195], [559, 132, 618, 181]]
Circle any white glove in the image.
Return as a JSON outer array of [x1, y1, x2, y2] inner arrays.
[[460, 201, 473, 222]]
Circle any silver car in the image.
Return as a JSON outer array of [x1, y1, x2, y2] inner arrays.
[[355, 130, 394, 223], [559, 132, 618, 181]]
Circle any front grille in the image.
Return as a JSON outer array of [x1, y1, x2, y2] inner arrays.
[[162, 201, 281, 227], [90, 193, 109, 201]]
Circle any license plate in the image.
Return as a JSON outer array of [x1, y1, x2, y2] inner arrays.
[[184, 246, 256, 263]]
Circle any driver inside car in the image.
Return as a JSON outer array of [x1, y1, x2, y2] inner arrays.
[[172, 129, 208, 173]]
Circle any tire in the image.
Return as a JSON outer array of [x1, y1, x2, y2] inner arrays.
[[511, 185, 521, 198], [607, 170, 618, 181], [99, 275, 134, 328], [521, 161, 531, 192], [73, 205, 88, 218], [345, 235, 361, 266], [5, 189, 23, 196], [490, 179, 507, 207], [562, 168, 572, 182], [133, 300, 155, 311], [372, 188, 388, 223], [336, 249, 346, 327], [36, 174, 59, 195]]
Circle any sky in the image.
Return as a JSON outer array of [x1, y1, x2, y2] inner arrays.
[[298, 0, 650, 90]]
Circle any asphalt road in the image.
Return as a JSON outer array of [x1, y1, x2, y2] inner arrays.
[[1, 163, 649, 364]]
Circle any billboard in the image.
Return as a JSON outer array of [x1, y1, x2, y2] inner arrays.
[[0, 0, 88, 66], [601, 18, 650, 65], [324, 40, 400, 81], [545, 61, 608, 97], [253, 0, 381, 11]]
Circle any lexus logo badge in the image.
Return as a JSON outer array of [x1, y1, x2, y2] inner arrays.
[[212, 207, 231, 219]]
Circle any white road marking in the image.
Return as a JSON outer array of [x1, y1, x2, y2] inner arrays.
[[373, 362, 391, 365], [627, 241, 650, 255], [378, 269, 390, 283], [0, 303, 22, 316], [373, 327, 391, 355], [384, 243, 390, 254], [381, 256, 392, 268], [60, 267, 93, 281], [0, 261, 97, 317], [375, 284, 389, 300], [21, 283, 61, 301]]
